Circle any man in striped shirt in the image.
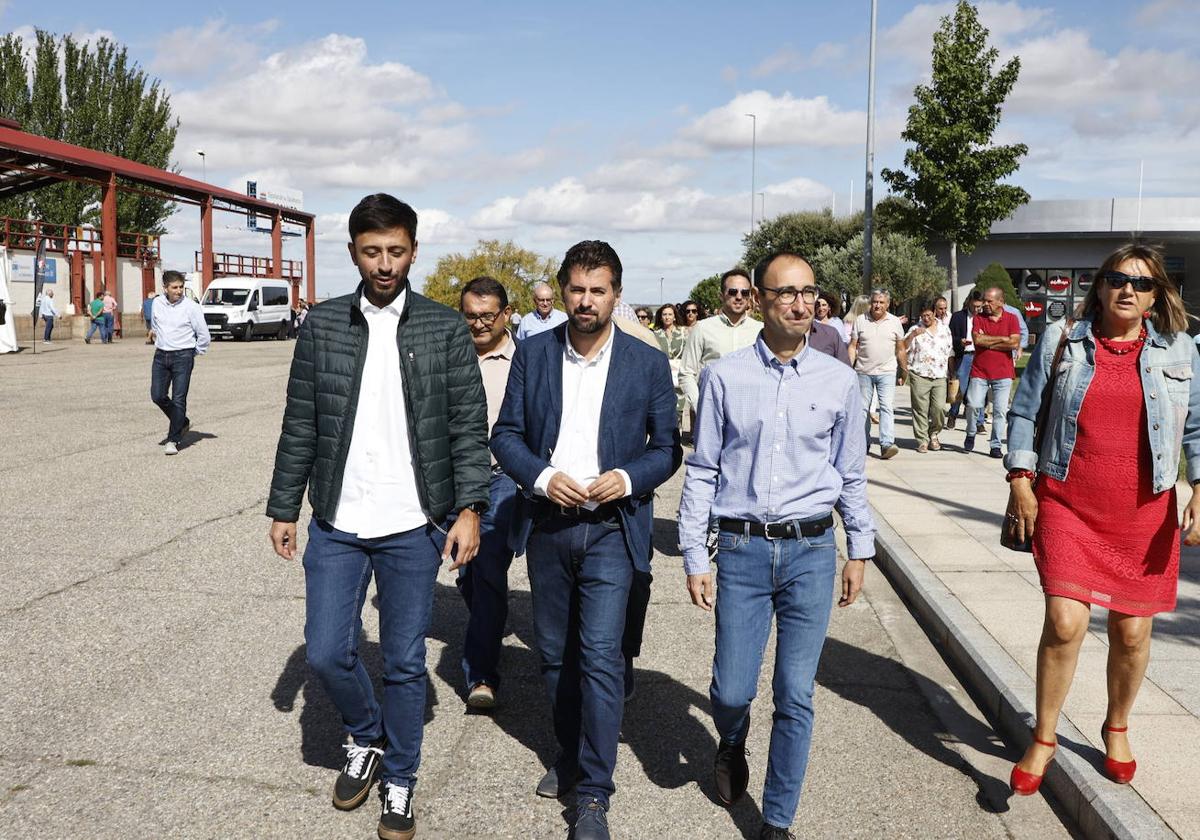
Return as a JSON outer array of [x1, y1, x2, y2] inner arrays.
[[678, 251, 874, 840]]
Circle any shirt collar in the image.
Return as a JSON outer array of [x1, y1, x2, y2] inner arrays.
[[483, 333, 517, 360], [360, 288, 406, 317], [753, 333, 807, 370], [719, 311, 749, 328], [565, 323, 616, 365]]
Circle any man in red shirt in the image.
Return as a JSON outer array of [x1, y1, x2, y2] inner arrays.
[[964, 287, 1020, 458]]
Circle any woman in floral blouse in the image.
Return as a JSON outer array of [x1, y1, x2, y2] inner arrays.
[[903, 300, 954, 452], [654, 303, 688, 422]]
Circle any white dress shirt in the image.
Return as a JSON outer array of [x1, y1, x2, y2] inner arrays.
[[533, 326, 631, 509], [332, 292, 426, 538], [152, 295, 211, 354]]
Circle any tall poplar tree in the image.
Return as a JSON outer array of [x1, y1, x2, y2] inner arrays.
[[881, 1, 1029, 310], [0, 31, 178, 234]]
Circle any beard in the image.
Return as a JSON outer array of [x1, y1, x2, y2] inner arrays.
[[568, 308, 608, 334]]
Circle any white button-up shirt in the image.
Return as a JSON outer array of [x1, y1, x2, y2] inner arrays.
[[533, 326, 631, 509], [332, 292, 426, 538], [152, 295, 211, 354]]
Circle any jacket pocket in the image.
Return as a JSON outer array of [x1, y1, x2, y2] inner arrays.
[[1162, 365, 1193, 406]]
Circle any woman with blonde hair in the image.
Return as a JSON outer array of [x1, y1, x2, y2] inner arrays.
[[1004, 243, 1200, 795], [844, 294, 871, 342]]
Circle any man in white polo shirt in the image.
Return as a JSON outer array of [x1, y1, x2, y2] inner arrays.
[[849, 288, 907, 459]]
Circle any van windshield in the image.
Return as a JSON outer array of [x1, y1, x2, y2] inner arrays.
[[203, 288, 250, 306]]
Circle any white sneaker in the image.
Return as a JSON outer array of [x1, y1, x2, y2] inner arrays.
[[164, 442, 178, 455]]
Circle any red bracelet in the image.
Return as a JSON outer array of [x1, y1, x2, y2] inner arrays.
[[1006, 469, 1036, 483]]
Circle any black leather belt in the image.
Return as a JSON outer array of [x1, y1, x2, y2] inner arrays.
[[718, 515, 834, 540], [550, 502, 620, 523]]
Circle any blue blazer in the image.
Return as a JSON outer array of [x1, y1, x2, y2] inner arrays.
[[490, 324, 682, 571]]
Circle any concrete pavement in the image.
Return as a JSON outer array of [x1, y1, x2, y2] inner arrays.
[[1, 338, 1071, 838], [867, 387, 1200, 839]]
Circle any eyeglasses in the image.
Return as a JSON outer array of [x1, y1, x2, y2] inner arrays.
[[1101, 270, 1156, 293], [684, 308, 699, 314], [636, 313, 650, 321], [463, 311, 501, 325], [759, 285, 818, 306], [725, 288, 752, 298]]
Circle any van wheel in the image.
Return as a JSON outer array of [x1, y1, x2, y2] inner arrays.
[[238, 323, 253, 341], [277, 320, 288, 340]]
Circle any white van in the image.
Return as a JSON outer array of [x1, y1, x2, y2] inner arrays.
[[200, 276, 293, 341]]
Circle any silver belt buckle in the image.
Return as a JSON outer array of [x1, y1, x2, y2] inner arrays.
[[560, 504, 580, 517], [764, 521, 783, 540]]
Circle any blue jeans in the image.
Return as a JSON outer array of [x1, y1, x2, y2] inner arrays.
[[456, 470, 517, 690], [303, 518, 444, 788], [526, 511, 633, 808], [102, 311, 114, 342], [857, 371, 896, 449], [966, 376, 1012, 450], [86, 318, 103, 342], [710, 526, 837, 829], [150, 349, 194, 443], [42, 315, 53, 341]]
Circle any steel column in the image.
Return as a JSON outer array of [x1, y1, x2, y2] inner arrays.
[[100, 173, 118, 295], [271, 211, 283, 279], [305, 219, 316, 303], [200, 194, 214, 291]]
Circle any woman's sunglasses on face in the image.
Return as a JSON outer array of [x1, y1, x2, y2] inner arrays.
[[1101, 270, 1156, 293]]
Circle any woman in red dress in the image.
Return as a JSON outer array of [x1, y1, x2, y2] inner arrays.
[[1004, 244, 1200, 795]]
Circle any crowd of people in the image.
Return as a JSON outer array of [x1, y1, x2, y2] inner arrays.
[[128, 190, 1192, 840]]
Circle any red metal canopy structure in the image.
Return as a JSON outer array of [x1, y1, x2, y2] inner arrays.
[[0, 118, 316, 307]]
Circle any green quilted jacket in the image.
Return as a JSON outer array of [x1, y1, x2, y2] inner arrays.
[[266, 283, 490, 524]]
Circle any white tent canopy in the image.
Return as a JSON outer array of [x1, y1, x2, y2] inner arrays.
[[0, 247, 19, 353]]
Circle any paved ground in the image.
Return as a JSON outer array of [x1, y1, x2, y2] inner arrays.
[[867, 388, 1200, 839], [0, 338, 1072, 839]]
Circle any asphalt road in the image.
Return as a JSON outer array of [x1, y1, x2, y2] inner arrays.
[[0, 338, 1074, 839]]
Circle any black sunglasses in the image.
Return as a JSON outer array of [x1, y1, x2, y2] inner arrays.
[[725, 288, 752, 298], [1101, 270, 1156, 293]]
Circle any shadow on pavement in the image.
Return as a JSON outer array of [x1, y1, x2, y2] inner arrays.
[[869, 478, 1005, 528], [652, 517, 682, 557], [817, 636, 1013, 813], [178, 431, 218, 451]]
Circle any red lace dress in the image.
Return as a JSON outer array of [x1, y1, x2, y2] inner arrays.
[[1033, 337, 1179, 616]]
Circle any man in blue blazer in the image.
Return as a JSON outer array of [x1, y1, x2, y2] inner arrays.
[[491, 241, 681, 840]]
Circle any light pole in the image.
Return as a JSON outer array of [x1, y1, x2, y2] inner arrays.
[[659, 276, 664, 306], [196, 149, 207, 182], [861, 0, 878, 296], [758, 192, 766, 225], [745, 113, 757, 235]]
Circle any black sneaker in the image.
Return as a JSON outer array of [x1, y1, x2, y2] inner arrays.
[[378, 782, 415, 840], [963, 435, 975, 453], [760, 824, 796, 840], [573, 798, 610, 840], [990, 447, 1003, 459], [332, 740, 384, 811], [714, 737, 749, 805]]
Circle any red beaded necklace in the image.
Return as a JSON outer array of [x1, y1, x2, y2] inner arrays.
[[1095, 324, 1148, 355]]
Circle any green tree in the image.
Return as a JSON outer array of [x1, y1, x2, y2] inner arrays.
[[688, 273, 722, 314], [974, 261, 1020, 307], [742, 209, 862, 270], [880, 0, 1029, 311], [812, 232, 946, 305], [0, 31, 178, 233], [421, 239, 558, 315]]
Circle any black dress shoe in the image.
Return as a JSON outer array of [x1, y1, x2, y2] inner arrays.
[[714, 738, 749, 805], [759, 824, 795, 840], [536, 764, 579, 798]]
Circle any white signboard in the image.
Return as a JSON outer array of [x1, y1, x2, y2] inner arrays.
[[247, 180, 305, 236]]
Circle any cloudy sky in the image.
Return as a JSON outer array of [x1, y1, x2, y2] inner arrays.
[[6, 0, 1199, 303]]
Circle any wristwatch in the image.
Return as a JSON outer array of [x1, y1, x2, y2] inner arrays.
[[464, 501, 487, 515]]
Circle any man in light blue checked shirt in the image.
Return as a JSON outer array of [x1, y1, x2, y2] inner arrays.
[[677, 252, 875, 840]]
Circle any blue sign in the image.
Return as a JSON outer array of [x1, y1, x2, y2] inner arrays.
[[10, 254, 56, 283]]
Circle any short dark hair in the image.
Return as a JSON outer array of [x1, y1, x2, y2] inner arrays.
[[557, 240, 622, 290], [460, 275, 509, 310], [752, 251, 811, 289], [720, 268, 751, 293], [162, 270, 185, 286], [920, 300, 936, 313], [348, 193, 418, 243]]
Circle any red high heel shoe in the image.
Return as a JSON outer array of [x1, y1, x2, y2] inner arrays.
[[1101, 724, 1137, 784], [1010, 736, 1057, 796]]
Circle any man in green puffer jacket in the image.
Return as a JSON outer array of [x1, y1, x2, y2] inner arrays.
[[267, 194, 489, 840]]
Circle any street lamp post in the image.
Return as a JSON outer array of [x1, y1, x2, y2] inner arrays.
[[861, 0, 878, 296], [197, 149, 207, 182], [758, 192, 766, 225], [745, 113, 757, 235]]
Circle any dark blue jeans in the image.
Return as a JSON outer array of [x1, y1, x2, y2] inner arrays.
[[526, 512, 633, 808], [41, 315, 53, 341], [150, 349, 194, 443], [456, 470, 517, 690], [710, 526, 837, 829], [303, 519, 444, 789], [101, 311, 114, 342], [85, 318, 103, 342]]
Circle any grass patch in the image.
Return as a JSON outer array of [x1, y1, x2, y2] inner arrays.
[[65, 758, 96, 767]]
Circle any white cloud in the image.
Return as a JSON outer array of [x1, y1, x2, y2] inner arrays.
[[585, 158, 692, 190], [151, 19, 279, 79], [751, 43, 847, 78], [682, 90, 869, 149], [882, 2, 1053, 65]]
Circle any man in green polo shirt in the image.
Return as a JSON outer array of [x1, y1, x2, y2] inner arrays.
[[84, 291, 105, 345]]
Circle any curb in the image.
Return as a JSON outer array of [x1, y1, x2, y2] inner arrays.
[[870, 505, 1178, 840]]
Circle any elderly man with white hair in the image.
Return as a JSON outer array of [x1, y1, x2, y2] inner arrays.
[[515, 282, 568, 340], [849, 287, 907, 459]]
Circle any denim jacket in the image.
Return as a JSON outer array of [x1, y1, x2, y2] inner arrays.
[[1005, 316, 1200, 493]]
